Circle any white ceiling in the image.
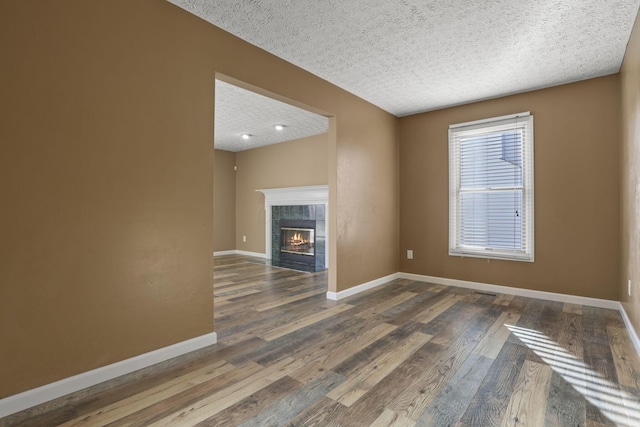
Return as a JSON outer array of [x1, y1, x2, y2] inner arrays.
[[170, 0, 640, 117], [214, 80, 328, 152]]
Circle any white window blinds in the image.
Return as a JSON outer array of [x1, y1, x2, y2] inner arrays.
[[449, 112, 534, 262]]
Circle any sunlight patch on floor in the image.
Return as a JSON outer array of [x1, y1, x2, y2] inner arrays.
[[506, 324, 640, 427]]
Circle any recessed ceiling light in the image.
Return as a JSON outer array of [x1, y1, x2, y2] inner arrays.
[[241, 133, 250, 140], [274, 124, 285, 131]]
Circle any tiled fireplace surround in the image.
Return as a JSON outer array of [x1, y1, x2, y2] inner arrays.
[[271, 204, 326, 270], [258, 185, 329, 272]]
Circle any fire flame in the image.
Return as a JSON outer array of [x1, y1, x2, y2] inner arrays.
[[289, 233, 308, 246]]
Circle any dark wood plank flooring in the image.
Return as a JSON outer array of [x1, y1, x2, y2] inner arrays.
[[3, 254, 640, 426]]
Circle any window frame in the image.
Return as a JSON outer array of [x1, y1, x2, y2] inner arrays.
[[448, 112, 535, 262]]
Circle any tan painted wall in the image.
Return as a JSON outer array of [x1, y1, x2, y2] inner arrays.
[[621, 13, 640, 334], [399, 76, 621, 300], [336, 108, 400, 290], [235, 134, 328, 253], [0, 0, 399, 397], [213, 149, 237, 252]]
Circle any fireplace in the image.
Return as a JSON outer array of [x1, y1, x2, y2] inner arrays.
[[259, 186, 328, 273], [281, 227, 314, 256], [278, 219, 316, 267]]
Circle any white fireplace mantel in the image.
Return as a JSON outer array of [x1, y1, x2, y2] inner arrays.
[[257, 185, 328, 267], [257, 185, 328, 206]]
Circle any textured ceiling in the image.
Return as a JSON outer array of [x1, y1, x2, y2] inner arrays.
[[170, 0, 640, 117], [215, 80, 328, 152]]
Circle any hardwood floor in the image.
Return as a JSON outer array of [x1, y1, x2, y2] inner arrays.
[[4, 254, 640, 426]]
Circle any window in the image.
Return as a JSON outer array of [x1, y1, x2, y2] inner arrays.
[[449, 112, 534, 261]]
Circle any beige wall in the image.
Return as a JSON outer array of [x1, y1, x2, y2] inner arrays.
[[213, 149, 236, 252], [235, 134, 328, 253], [621, 13, 640, 334], [335, 108, 400, 290], [0, 0, 399, 397], [399, 76, 621, 300]]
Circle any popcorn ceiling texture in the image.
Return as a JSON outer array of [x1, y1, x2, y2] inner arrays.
[[215, 80, 328, 152], [171, 0, 639, 116]]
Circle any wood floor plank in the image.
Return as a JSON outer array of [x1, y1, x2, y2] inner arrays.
[[607, 325, 640, 389], [414, 353, 493, 427], [106, 361, 266, 427], [583, 306, 611, 346], [290, 322, 398, 384], [473, 310, 521, 359], [58, 359, 235, 426], [544, 370, 587, 427], [247, 316, 351, 367], [460, 342, 529, 426], [493, 293, 516, 306], [285, 281, 327, 292], [371, 408, 416, 427], [62, 341, 258, 422], [334, 343, 444, 426], [389, 331, 488, 421], [326, 331, 432, 406], [213, 280, 266, 295], [218, 299, 335, 345], [355, 292, 418, 319], [0, 406, 78, 427], [259, 303, 354, 341], [506, 295, 529, 313], [215, 288, 262, 300], [583, 342, 620, 426], [604, 308, 626, 329], [236, 371, 345, 427], [557, 312, 584, 360], [428, 302, 489, 347], [377, 290, 445, 326], [283, 397, 346, 427], [254, 289, 326, 311], [148, 357, 303, 426], [339, 286, 419, 322], [500, 360, 553, 427], [194, 375, 302, 427], [412, 293, 460, 324], [506, 298, 546, 346], [563, 302, 583, 315], [398, 281, 443, 295]]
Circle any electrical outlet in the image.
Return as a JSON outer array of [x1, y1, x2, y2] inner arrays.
[[243, 235, 247, 243], [407, 249, 413, 260]]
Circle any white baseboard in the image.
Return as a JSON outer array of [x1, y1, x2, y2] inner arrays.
[[213, 250, 237, 256], [397, 272, 620, 310], [327, 273, 400, 300], [331, 271, 619, 310], [618, 303, 640, 358], [236, 250, 267, 258], [0, 332, 217, 419], [213, 250, 266, 259]]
